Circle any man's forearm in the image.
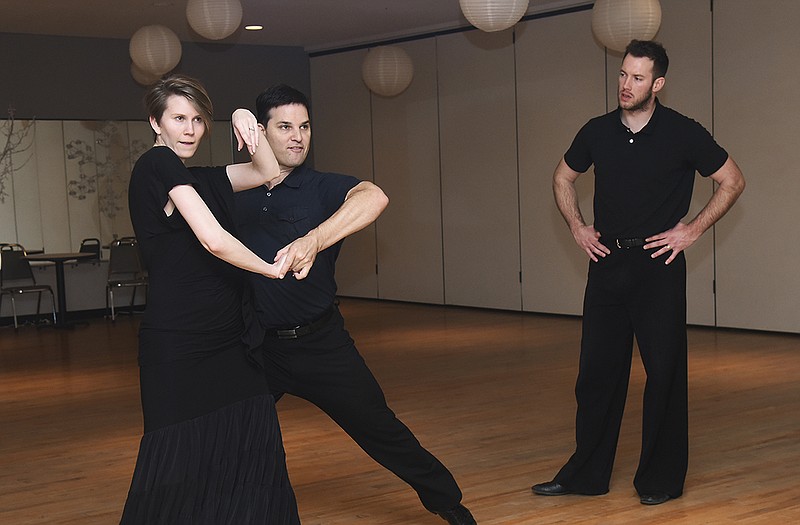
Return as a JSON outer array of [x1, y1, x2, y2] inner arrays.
[[687, 158, 746, 238], [310, 181, 389, 251], [553, 176, 586, 234]]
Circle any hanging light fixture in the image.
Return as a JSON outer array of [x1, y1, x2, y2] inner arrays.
[[129, 25, 182, 77], [459, 0, 529, 32], [592, 0, 662, 53], [130, 62, 161, 86], [186, 0, 243, 40], [361, 46, 414, 98]]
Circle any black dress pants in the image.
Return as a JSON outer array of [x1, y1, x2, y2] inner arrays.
[[257, 308, 463, 513], [554, 247, 688, 498]]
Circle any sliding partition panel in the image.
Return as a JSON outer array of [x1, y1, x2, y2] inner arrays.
[[310, 50, 378, 298], [4, 120, 43, 250], [371, 39, 445, 304], [605, 0, 716, 326], [517, 9, 605, 315], [437, 29, 521, 310], [36, 121, 71, 252], [62, 121, 103, 250], [713, 0, 800, 332]]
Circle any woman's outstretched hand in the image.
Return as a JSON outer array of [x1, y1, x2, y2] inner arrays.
[[231, 109, 260, 155]]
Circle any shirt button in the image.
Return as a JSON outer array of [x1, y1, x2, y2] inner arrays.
[[262, 206, 268, 212], [266, 192, 271, 197], [629, 138, 634, 144]]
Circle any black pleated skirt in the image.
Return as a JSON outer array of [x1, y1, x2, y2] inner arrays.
[[120, 394, 299, 524], [120, 333, 299, 524]]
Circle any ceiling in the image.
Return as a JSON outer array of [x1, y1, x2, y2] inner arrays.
[[0, 0, 590, 52]]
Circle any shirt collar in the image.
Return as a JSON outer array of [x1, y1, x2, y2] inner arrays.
[[274, 164, 308, 189], [615, 97, 662, 135]]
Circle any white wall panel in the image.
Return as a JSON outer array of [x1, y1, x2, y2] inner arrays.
[[36, 121, 70, 252], [310, 49, 378, 298], [62, 121, 101, 250], [371, 39, 444, 304], [517, 10, 605, 315], [8, 120, 42, 250], [713, 0, 800, 332], [437, 29, 521, 310]]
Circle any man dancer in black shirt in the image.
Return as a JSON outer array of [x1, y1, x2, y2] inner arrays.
[[532, 40, 745, 506], [235, 84, 476, 525]]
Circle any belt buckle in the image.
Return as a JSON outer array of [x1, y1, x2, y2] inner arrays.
[[276, 327, 300, 340]]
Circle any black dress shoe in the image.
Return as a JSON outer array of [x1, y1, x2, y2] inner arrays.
[[640, 493, 671, 505], [531, 481, 571, 496], [435, 504, 477, 525]]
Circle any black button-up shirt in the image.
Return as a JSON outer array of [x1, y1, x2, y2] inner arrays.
[[564, 99, 728, 240], [234, 164, 360, 330]]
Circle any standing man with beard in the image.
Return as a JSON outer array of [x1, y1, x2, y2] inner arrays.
[[234, 84, 476, 525], [531, 40, 745, 506]]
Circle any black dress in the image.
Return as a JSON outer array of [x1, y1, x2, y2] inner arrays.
[[120, 146, 299, 524]]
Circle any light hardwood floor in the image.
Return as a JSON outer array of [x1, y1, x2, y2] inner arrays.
[[1, 299, 798, 524]]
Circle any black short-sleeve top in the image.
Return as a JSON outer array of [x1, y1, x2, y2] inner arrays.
[[128, 146, 244, 363], [564, 99, 729, 239], [234, 164, 360, 330]]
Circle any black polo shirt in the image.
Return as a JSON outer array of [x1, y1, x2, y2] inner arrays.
[[234, 164, 360, 330], [564, 99, 728, 240]]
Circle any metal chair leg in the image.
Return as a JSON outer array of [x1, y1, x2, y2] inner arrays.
[[109, 288, 116, 322], [10, 295, 19, 329], [48, 290, 57, 325]]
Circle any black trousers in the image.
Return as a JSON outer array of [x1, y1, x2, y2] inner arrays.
[[256, 308, 462, 513], [554, 247, 688, 498]]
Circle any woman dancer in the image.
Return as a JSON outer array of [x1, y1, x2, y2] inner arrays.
[[120, 74, 299, 524]]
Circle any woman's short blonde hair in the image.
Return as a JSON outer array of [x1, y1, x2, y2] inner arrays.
[[144, 74, 214, 134]]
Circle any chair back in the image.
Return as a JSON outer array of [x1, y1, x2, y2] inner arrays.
[[108, 239, 145, 279], [79, 238, 101, 260], [0, 244, 36, 286]]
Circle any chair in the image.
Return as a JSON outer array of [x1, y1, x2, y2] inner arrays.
[[106, 238, 148, 321], [1, 244, 57, 328], [79, 237, 101, 261]]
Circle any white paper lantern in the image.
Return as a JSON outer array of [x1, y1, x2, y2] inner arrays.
[[459, 0, 529, 32], [129, 25, 182, 76], [592, 0, 662, 53], [362, 46, 414, 98], [130, 62, 161, 86], [186, 0, 243, 40]]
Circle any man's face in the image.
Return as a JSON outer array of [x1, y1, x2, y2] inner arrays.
[[618, 55, 661, 112], [263, 103, 311, 171]]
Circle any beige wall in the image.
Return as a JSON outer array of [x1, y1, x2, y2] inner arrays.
[[309, 1, 797, 333]]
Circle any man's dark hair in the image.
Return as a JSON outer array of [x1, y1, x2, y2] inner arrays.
[[624, 40, 669, 79], [256, 84, 310, 125]]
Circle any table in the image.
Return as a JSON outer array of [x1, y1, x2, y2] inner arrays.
[[24, 252, 96, 327]]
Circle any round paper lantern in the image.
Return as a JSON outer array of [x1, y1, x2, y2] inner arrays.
[[362, 46, 414, 98], [130, 62, 161, 86], [129, 25, 182, 76], [186, 0, 243, 40], [592, 0, 662, 53], [459, 0, 529, 32]]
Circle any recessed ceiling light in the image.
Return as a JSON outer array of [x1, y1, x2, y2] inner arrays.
[[245, 25, 264, 31]]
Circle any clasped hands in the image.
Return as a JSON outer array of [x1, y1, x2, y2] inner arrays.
[[268, 233, 322, 280]]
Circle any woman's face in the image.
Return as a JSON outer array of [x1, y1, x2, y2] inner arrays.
[[149, 94, 206, 160]]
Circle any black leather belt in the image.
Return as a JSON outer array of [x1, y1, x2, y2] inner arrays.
[[615, 237, 646, 249], [270, 307, 335, 340]]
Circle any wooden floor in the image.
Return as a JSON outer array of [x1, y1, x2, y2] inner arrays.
[[1, 299, 798, 524]]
